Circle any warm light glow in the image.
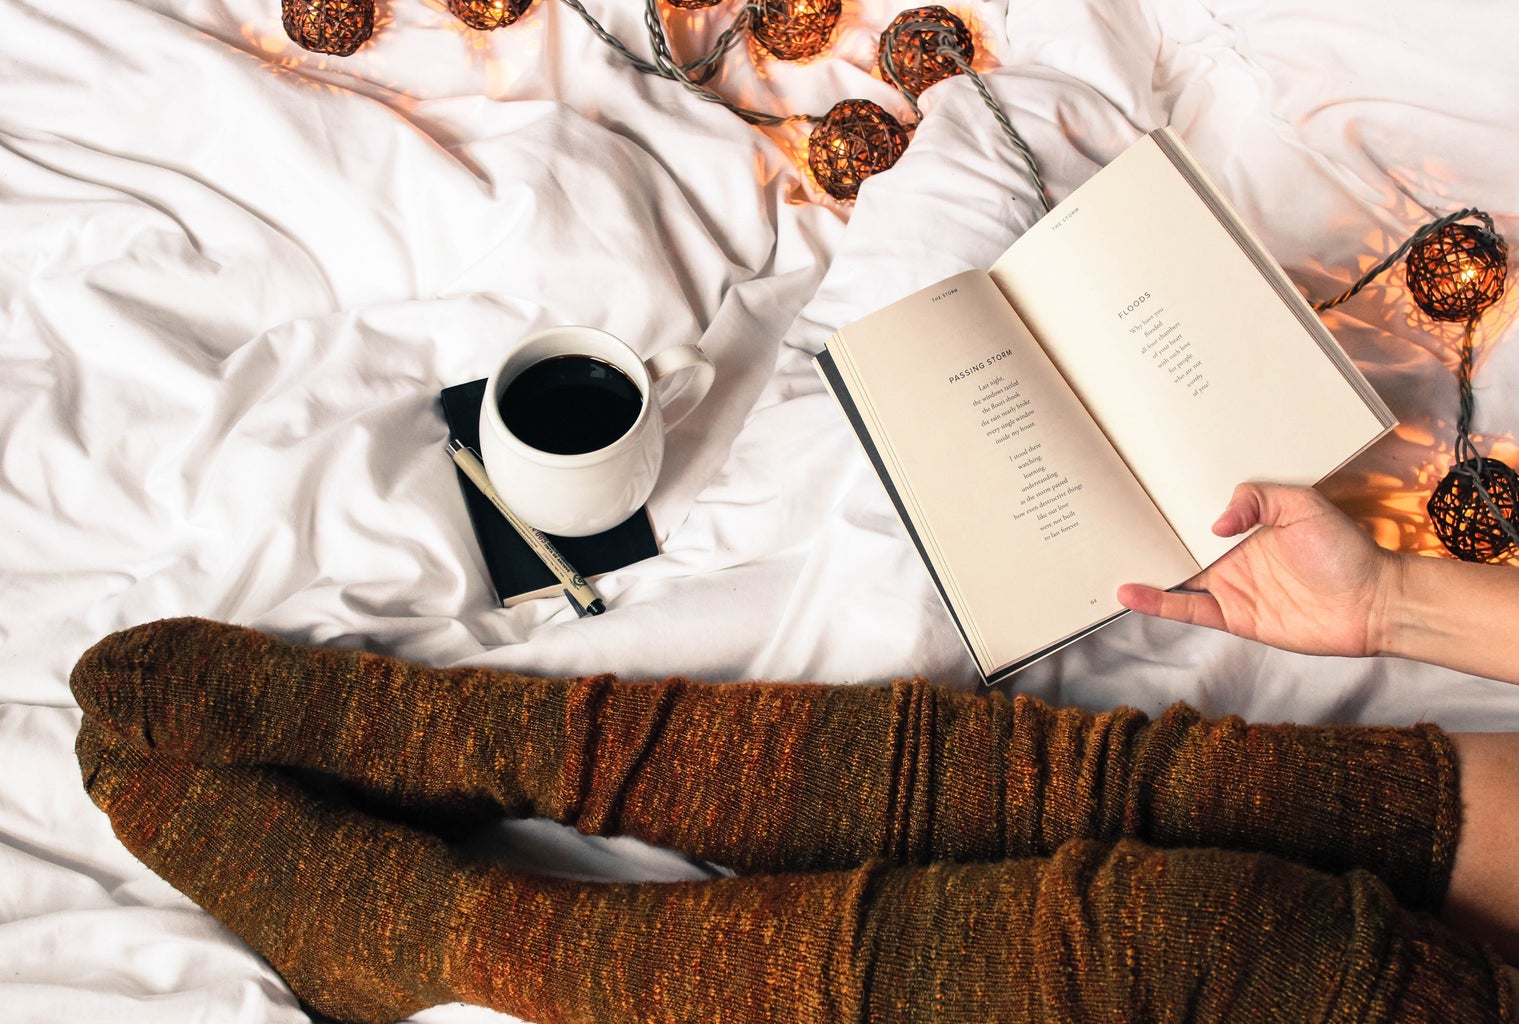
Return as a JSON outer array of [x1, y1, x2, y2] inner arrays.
[[806, 99, 909, 201], [1427, 456, 1519, 562], [878, 6, 974, 97], [751, 0, 841, 60], [282, 0, 374, 55], [1405, 221, 1508, 322], [449, 0, 534, 31]]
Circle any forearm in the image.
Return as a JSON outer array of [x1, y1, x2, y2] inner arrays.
[[1376, 554, 1519, 684], [1444, 733, 1519, 966]]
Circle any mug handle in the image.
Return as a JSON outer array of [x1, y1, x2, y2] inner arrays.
[[645, 345, 715, 431]]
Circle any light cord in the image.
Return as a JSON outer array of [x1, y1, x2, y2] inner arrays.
[[1451, 316, 1519, 553], [556, 1, 1052, 181], [1312, 208, 1490, 312], [876, 16, 1049, 212], [636, 0, 818, 126], [555, 0, 754, 86]]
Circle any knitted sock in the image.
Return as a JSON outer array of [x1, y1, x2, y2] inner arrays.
[[70, 616, 563, 833], [75, 715, 1511, 1024], [73, 617, 1460, 909]]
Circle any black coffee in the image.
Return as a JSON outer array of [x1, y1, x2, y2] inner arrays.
[[499, 355, 643, 455]]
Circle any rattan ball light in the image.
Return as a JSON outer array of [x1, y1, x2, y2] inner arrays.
[[282, 0, 374, 55], [665, 0, 723, 8], [1427, 456, 1519, 563], [449, 0, 534, 30], [1405, 221, 1508, 322], [752, 0, 841, 60], [878, 6, 974, 96], [807, 99, 908, 202]]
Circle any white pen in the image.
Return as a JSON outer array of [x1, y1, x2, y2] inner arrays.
[[445, 439, 606, 617]]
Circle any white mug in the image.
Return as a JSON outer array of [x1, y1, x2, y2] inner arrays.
[[479, 326, 715, 537]]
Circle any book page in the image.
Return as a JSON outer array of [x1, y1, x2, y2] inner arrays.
[[824, 270, 1196, 676], [989, 130, 1393, 565]]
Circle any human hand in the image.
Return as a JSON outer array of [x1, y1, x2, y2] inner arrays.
[[1117, 482, 1398, 658]]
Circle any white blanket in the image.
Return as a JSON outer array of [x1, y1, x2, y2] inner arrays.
[[4, 0, 1519, 1020]]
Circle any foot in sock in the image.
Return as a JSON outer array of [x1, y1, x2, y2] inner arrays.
[[72, 617, 1460, 910], [69, 616, 577, 824]]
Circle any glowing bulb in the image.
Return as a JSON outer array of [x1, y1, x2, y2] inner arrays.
[[449, 0, 533, 30], [806, 99, 909, 201], [752, 0, 841, 60], [878, 6, 975, 97], [282, 0, 374, 54], [1405, 220, 1508, 322]]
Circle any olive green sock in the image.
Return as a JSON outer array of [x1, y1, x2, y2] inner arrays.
[[73, 617, 1460, 910]]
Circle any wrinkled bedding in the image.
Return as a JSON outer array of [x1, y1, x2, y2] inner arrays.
[[4, 0, 1519, 1020]]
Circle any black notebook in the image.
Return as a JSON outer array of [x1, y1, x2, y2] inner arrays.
[[440, 379, 660, 607]]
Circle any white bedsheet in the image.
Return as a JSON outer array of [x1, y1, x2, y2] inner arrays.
[[4, 0, 1519, 1020]]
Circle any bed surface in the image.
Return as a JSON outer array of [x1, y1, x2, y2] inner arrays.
[[4, 0, 1519, 1020]]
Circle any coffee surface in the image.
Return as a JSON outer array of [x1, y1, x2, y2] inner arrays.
[[500, 355, 643, 455]]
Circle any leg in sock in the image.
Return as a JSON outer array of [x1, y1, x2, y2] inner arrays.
[[77, 714, 882, 1024], [73, 617, 1459, 909], [76, 713, 1511, 1024]]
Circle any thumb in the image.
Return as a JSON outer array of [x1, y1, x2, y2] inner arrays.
[[1212, 482, 1330, 537]]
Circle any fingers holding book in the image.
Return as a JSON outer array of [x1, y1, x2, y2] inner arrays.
[[1119, 482, 1394, 661]]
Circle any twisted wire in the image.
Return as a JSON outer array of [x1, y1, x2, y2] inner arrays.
[[640, 0, 817, 126], [1457, 319, 1479, 456], [878, 18, 1049, 212], [682, 6, 757, 84], [1450, 317, 1519, 553], [1312, 208, 1490, 312], [555, 0, 769, 93], [555, 0, 664, 74]]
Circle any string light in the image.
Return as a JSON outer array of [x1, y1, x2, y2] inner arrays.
[[282, 0, 373, 55], [807, 99, 909, 201], [876, 8, 1049, 211], [1428, 456, 1519, 563], [751, 0, 842, 61], [1405, 220, 1508, 322], [1315, 210, 1516, 561], [450, 0, 536, 30], [1411, 215, 1518, 561], [278, 0, 1050, 207], [877, 6, 973, 97]]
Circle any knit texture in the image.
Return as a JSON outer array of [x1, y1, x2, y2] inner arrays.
[[74, 714, 1512, 1024], [75, 617, 1461, 908]]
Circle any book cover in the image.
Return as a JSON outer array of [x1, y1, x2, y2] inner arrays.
[[440, 379, 659, 607]]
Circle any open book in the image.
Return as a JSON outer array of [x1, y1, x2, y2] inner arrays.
[[815, 128, 1396, 682]]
